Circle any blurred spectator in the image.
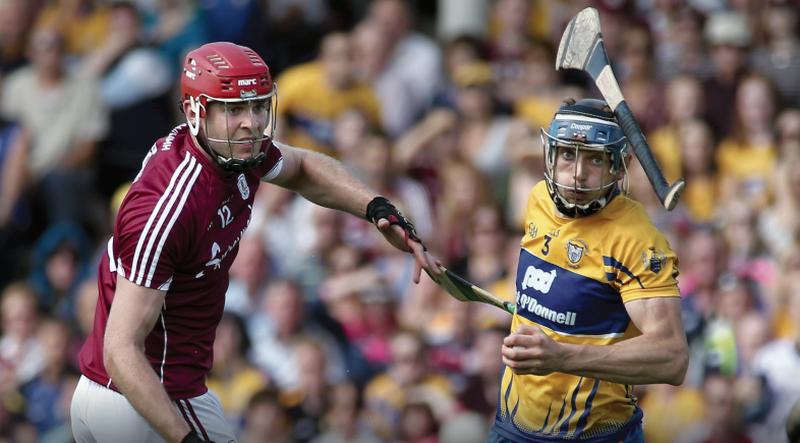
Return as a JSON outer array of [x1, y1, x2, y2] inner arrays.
[[247, 279, 346, 391], [678, 119, 718, 222], [652, 5, 712, 80], [679, 226, 728, 384], [715, 273, 760, 326], [80, 1, 174, 199], [321, 265, 396, 370], [677, 373, 754, 443], [72, 277, 97, 341], [458, 326, 505, 418], [746, 283, 800, 443], [438, 411, 489, 443], [703, 10, 752, 140], [331, 108, 370, 166], [239, 387, 293, 443], [641, 381, 705, 443], [758, 156, 800, 262], [617, 23, 666, 134], [260, 0, 331, 74], [198, 0, 263, 50], [0, 0, 35, 74], [434, 161, 491, 262], [284, 339, 333, 442], [142, 0, 208, 76], [207, 312, 268, 427], [436, 0, 488, 42], [487, 0, 530, 59], [364, 330, 455, 440], [449, 204, 507, 289], [0, 283, 44, 386], [432, 34, 485, 111], [718, 201, 771, 278], [650, 75, 704, 185], [716, 74, 778, 210], [0, 25, 109, 230], [224, 234, 271, 320], [19, 318, 75, 437], [0, 283, 46, 424], [391, 108, 460, 196], [734, 312, 772, 376], [751, 0, 800, 108], [397, 399, 440, 443], [359, 0, 442, 136], [310, 381, 380, 443], [788, 398, 800, 443], [450, 63, 512, 183], [512, 39, 570, 131], [287, 206, 350, 298], [776, 108, 800, 159], [28, 222, 91, 319], [347, 131, 433, 241], [33, 0, 110, 59], [351, 20, 412, 139], [276, 32, 382, 156]]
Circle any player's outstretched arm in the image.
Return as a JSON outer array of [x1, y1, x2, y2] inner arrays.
[[503, 296, 688, 385], [265, 142, 440, 282], [103, 277, 193, 443]]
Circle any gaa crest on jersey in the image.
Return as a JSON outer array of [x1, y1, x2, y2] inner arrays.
[[528, 222, 538, 239], [237, 173, 250, 199], [566, 239, 587, 267], [642, 247, 666, 274]]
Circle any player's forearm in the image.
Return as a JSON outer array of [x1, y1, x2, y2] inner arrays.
[[560, 333, 688, 385], [104, 345, 191, 443], [284, 148, 374, 218]]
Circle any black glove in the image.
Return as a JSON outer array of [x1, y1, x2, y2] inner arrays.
[[365, 196, 425, 250], [181, 432, 215, 443]]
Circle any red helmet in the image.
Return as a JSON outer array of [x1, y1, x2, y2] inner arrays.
[[181, 42, 278, 171], [182, 41, 274, 106]]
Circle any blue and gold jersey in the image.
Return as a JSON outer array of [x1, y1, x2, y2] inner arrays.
[[493, 181, 680, 442]]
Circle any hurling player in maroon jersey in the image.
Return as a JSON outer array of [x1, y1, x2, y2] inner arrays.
[[69, 42, 439, 443]]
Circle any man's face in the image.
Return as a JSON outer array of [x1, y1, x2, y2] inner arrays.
[[203, 99, 270, 159], [552, 145, 617, 206]]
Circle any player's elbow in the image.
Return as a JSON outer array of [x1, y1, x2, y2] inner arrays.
[[102, 334, 136, 377], [663, 341, 689, 386]]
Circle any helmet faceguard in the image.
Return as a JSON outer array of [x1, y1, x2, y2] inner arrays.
[[540, 99, 629, 217], [182, 42, 278, 172]]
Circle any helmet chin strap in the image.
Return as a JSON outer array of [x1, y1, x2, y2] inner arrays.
[[545, 172, 620, 217]]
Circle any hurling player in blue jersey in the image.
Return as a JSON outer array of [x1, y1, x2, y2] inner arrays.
[[488, 98, 689, 443]]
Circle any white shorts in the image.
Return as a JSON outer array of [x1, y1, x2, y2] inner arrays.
[[71, 375, 237, 443]]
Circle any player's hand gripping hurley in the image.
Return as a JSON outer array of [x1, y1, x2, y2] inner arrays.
[[556, 7, 685, 211]]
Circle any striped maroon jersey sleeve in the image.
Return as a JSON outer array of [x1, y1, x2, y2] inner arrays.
[[115, 150, 205, 290], [253, 140, 283, 181]]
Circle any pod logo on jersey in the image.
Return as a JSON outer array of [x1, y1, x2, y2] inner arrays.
[[237, 174, 250, 199], [521, 265, 557, 294]]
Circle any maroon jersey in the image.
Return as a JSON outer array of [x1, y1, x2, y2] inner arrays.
[[79, 124, 283, 399]]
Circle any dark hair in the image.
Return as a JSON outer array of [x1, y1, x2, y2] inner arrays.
[[221, 311, 252, 355]]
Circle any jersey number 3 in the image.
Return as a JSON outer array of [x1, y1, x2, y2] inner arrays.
[[542, 235, 552, 256]]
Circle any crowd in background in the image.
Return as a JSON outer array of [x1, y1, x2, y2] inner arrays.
[[0, 0, 799, 442]]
